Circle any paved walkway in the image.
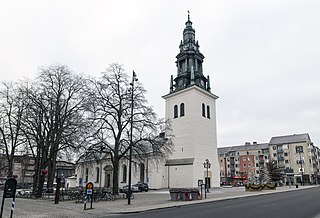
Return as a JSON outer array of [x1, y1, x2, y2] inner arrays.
[[0, 185, 316, 218]]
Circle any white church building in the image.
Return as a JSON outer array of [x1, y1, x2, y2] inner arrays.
[[75, 15, 220, 189]]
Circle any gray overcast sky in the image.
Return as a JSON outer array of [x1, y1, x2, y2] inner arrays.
[[1, 0, 320, 147]]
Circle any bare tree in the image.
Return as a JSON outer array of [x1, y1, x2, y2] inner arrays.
[[0, 82, 28, 178], [22, 64, 89, 197], [83, 63, 173, 194]]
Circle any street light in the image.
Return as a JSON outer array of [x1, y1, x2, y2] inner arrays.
[[128, 71, 138, 205], [298, 146, 304, 186], [203, 159, 211, 193]]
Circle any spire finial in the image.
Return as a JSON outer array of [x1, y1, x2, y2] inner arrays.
[[187, 10, 190, 21]]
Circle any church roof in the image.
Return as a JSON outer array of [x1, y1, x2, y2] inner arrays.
[[165, 158, 194, 166], [269, 133, 311, 145]]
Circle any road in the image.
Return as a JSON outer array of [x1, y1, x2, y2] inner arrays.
[[109, 187, 320, 218]]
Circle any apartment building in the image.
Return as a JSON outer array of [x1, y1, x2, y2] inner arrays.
[[269, 133, 318, 184], [218, 142, 270, 185], [218, 133, 319, 186], [0, 154, 34, 188]]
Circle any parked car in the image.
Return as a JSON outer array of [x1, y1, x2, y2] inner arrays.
[[134, 182, 149, 192], [119, 185, 139, 193]]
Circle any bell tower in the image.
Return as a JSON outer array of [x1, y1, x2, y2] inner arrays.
[[170, 12, 211, 93], [162, 13, 220, 189]]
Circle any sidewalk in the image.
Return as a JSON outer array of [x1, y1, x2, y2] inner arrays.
[[0, 185, 316, 218]]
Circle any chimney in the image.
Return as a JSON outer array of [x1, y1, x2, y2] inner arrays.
[[245, 142, 250, 146], [253, 142, 257, 145]]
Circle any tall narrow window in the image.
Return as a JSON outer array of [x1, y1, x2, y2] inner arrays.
[[207, 105, 210, 118], [202, 103, 205, 117], [140, 164, 145, 182], [174, 105, 178, 118], [180, 103, 185, 117], [85, 168, 89, 183], [96, 167, 100, 183], [122, 165, 127, 182]]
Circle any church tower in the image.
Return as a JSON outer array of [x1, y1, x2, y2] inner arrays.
[[162, 14, 220, 188]]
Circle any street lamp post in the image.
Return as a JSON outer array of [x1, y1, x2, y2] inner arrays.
[[298, 147, 304, 186], [203, 159, 211, 193], [128, 71, 138, 205]]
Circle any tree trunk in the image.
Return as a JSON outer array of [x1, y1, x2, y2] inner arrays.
[[7, 149, 15, 178], [47, 153, 57, 189], [112, 158, 119, 194]]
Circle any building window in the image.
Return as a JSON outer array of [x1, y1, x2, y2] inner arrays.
[[96, 167, 100, 183], [85, 168, 89, 183], [243, 157, 246, 161], [284, 152, 288, 156], [122, 165, 127, 182], [140, 164, 145, 182], [207, 105, 210, 119], [256, 163, 259, 167], [296, 146, 303, 153], [180, 103, 185, 117], [202, 103, 205, 117], [174, 105, 178, 118], [272, 146, 276, 150], [285, 160, 289, 164], [273, 153, 277, 157]]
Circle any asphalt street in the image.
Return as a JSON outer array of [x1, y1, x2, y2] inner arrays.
[[109, 187, 320, 218]]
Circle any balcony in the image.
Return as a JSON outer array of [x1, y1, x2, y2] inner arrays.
[[230, 168, 235, 172], [284, 169, 294, 174], [230, 161, 235, 165], [277, 156, 284, 161], [277, 149, 284, 153], [259, 159, 264, 164], [278, 163, 285, 168]]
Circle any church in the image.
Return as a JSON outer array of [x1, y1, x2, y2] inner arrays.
[[75, 15, 220, 189], [148, 14, 220, 188]]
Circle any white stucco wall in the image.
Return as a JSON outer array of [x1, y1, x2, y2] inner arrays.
[[162, 86, 220, 188]]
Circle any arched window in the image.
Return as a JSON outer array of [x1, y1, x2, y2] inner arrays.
[[174, 105, 178, 118], [207, 105, 210, 119], [122, 165, 127, 182], [96, 167, 100, 183], [85, 168, 89, 183], [202, 103, 206, 117], [180, 103, 185, 117], [140, 164, 145, 182]]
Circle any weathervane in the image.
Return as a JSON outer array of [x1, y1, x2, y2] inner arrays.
[[188, 10, 190, 20]]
